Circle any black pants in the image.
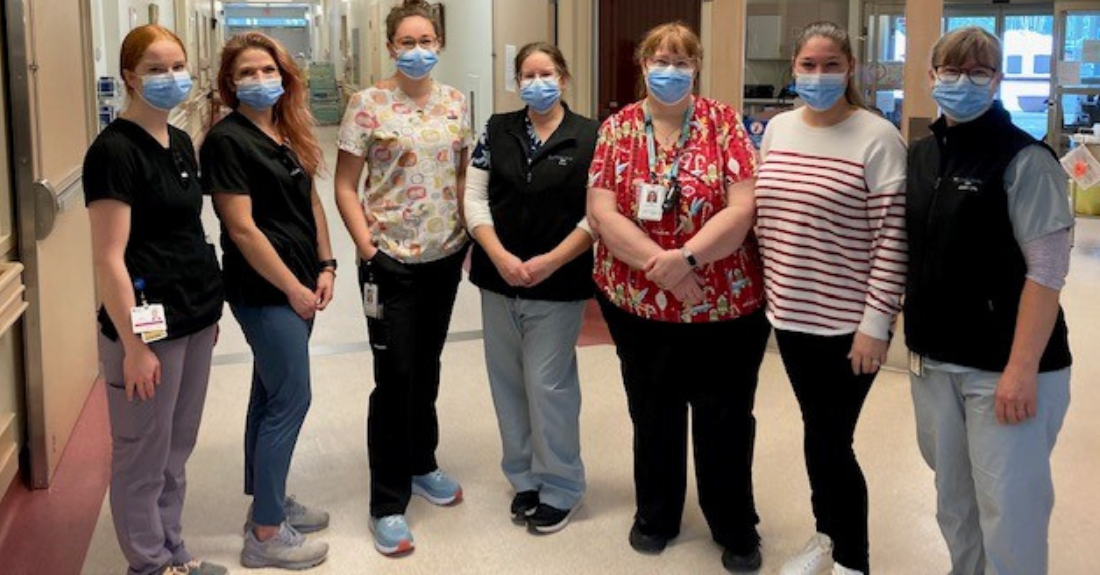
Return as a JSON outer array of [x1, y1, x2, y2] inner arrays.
[[598, 295, 770, 554], [360, 247, 466, 518], [774, 329, 877, 574]]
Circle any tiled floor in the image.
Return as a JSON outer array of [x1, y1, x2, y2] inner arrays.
[[81, 128, 1100, 574]]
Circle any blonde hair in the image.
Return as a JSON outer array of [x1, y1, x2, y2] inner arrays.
[[793, 21, 864, 108], [932, 26, 1002, 70]]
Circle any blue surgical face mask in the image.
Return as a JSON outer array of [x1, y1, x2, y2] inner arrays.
[[795, 73, 848, 112], [395, 46, 438, 80], [520, 77, 561, 114], [236, 77, 285, 110], [932, 77, 995, 123], [646, 65, 694, 105], [140, 71, 192, 110]]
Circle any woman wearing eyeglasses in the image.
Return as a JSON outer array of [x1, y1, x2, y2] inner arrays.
[[464, 42, 599, 534], [334, 0, 471, 556], [906, 27, 1072, 575], [202, 32, 334, 570], [587, 22, 769, 573], [85, 24, 225, 575]]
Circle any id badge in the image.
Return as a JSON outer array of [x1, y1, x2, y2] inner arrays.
[[637, 183, 667, 222], [363, 282, 383, 319], [131, 304, 168, 343], [908, 351, 924, 377]]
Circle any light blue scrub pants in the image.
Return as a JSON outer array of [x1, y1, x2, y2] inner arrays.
[[911, 364, 1070, 575], [480, 290, 587, 510]]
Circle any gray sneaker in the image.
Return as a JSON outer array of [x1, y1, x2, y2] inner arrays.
[[241, 522, 328, 570], [245, 495, 330, 534], [174, 559, 228, 575]]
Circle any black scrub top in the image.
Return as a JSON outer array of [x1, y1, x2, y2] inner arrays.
[[200, 112, 320, 307], [83, 118, 224, 341]]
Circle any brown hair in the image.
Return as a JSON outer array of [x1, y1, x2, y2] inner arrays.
[[932, 26, 1002, 70], [515, 42, 572, 83], [635, 22, 702, 98], [792, 21, 865, 108], [635, 21, 703, 66], [386, 0, 444, 48], [119, 24, 187, 95], [217, 33, 323, 177]]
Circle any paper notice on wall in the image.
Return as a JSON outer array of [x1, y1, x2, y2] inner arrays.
[[504, 44, 517, 93], [1059, 61, 1082, 84], [1084, 40, 1100, 64], [1061, 144, 1100, 190]]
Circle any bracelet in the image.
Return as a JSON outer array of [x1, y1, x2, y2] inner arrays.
[[320, 268, 336, 276], [319, 258, 338, 271]]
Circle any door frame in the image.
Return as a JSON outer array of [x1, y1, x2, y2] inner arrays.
[[3, 0, 98, 487]]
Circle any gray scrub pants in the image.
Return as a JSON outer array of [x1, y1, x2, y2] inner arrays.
[[911, 364, 1070, 575], [100, 324, 217, 575], [480, 291, 587, 510]]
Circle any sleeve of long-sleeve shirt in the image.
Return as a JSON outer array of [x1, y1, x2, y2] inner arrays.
[[464, 165, 493, 232], [858, 121, 909, 340]]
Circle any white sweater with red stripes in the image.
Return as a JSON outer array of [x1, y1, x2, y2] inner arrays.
[[755, 108, 908, 339]]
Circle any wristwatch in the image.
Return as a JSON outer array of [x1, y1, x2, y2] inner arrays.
[[680, 248, 697, 269], [320, 259, 338, 271]]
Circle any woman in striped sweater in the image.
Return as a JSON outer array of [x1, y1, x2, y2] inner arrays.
[[754, 22, 907, 575]]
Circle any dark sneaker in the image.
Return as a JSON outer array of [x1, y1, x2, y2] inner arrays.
[[526, 503, 576, 534], [722, 544, 763, 573], [510, 491, 539, 524], [628, 521, 670, 554]]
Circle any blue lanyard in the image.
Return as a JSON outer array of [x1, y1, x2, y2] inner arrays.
[[644, 101, 693, 185]]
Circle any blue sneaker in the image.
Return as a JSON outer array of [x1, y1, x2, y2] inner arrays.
[[411, 469, 463, 505], [369, 514, 414, 556]]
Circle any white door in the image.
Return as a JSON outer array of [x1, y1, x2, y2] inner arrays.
[[4, 0, 101, 487]]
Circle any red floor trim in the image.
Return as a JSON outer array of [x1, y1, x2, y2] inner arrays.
[[0, 378, 112, 575]]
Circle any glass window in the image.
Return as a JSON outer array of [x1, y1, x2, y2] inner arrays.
[[1007, 55, 1023, 74], [1034, 55, 1052, 75], [945, 16, 996, 34]]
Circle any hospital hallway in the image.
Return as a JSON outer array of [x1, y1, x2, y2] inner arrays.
[[40, 127, 1095, 574]]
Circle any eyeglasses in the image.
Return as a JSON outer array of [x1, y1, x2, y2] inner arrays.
[[935, 66, 997, 86], [394, 36, 439, 51], [661, 179, 681, 213], [647, 57, 695, 72], [519, 74, 559, 87]]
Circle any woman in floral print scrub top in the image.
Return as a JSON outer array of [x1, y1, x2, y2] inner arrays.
[[332, 0, 470, 557], [586, 21, 771, 573]]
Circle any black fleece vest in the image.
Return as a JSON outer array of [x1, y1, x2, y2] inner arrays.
[[905, 101, 1071, 372], [468, 106, 599, 301]]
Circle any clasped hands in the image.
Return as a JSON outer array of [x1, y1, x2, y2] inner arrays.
[[644, 248, 704, 304]]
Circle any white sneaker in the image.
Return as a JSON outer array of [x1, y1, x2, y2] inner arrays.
[[832, 563, 864, 575], [779, 533, 834, 575]]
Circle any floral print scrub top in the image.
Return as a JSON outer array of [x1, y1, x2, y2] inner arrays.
[[338, 81, 473, 263], [588, 96, 765, 323]]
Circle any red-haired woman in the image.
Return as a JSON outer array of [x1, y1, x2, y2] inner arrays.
[[85, 24, 225, 575], [201, 32, 333, 570]]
